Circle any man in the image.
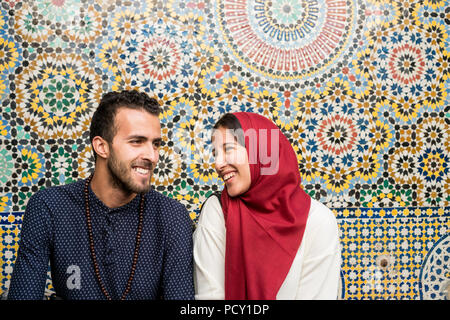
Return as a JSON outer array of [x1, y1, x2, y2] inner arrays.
[[8, 90, 195, 300]]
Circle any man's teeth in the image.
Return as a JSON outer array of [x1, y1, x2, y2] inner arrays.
[[223, 172, 236, 181], [134, 167, 150, 174]]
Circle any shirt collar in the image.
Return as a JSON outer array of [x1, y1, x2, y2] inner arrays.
[[87, 183, 142, 215]]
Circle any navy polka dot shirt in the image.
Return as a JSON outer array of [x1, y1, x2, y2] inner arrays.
[[7, 179, 195, 300]]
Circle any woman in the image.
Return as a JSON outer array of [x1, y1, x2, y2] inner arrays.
[[193, 112, 341, 300]]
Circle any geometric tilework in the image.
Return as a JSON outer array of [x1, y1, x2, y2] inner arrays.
[[336, 207, 449, 299], [1, 217, 52, 298], [1, 0, 449, 299]]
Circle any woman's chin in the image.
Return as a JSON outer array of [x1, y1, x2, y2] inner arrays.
[[225, 184, 249, 198]]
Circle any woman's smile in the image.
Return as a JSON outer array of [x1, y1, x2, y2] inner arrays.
[[222, 171, 236, 182]]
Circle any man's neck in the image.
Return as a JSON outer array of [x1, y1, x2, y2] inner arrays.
[[89, 168, 137, 209]]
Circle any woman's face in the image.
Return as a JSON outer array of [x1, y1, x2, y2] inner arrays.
[[212, 126, 251, 197]]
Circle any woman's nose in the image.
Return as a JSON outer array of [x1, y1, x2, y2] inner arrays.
[[214, 151, 226, 172]]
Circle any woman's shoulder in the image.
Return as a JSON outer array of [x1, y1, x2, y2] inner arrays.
[[306, 198, 339, 233], [197, 192, 225, 230], [200, 192, 222, 212], [301, 198, 340, 256]]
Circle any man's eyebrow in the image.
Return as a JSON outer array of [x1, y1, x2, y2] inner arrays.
[[127, 135, 148, 140], [126, 136, 162, 141]]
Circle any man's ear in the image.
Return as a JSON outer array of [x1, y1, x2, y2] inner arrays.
[[92, 136, 110, 159]]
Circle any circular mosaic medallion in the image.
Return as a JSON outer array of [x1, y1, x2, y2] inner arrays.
[[108, 13, 202, 99], [216, 0, 356, 80], [420, 233, 450, 300], [16, 53, 102, 139]]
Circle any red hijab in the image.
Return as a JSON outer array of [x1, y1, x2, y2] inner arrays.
[[221, 112, 311, 300]]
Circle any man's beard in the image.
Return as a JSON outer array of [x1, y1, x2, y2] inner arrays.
[[107, 150, 153, 194]]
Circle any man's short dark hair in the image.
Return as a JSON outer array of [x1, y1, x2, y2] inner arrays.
[[89, 90, 161, 158]]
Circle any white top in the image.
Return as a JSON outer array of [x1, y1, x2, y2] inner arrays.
[[193, 196, 341, 300]]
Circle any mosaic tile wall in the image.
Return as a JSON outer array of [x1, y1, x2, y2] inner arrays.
[[0, 0, 449, 300]]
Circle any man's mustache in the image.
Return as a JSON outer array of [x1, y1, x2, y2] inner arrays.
[[131, 161, 154, 170]]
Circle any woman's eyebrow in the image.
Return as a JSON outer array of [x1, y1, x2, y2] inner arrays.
[[212, 142, 236, 155], [223, 142, 236, 148]]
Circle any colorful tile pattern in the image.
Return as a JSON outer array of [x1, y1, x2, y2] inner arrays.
[[0, 0, 449, 299]]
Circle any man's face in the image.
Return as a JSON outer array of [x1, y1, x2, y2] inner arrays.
[[107, 107, 162, 194]]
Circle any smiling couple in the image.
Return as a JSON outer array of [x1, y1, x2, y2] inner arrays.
[[8, 90, 340, 300]]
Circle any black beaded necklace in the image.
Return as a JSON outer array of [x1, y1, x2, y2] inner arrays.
[[84, 174, 144, 300]]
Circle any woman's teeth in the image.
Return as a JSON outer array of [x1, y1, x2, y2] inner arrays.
[[223, 172, 236, 181]]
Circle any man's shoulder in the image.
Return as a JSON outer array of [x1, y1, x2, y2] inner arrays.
[[145, 188, 186, 212], [23, 180, 85, 221], [145, 189, 193, 233], [30, 179, 84, 203]]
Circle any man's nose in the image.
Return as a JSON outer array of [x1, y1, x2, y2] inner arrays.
[[143, 143, 158, 164]]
